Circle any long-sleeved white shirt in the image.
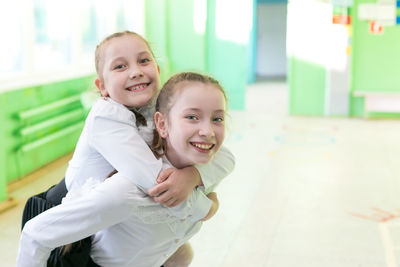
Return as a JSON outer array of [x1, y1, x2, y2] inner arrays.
[[64, 97, 234, 219], [18, 173, 207, 267], [16, 97, 235, 266]]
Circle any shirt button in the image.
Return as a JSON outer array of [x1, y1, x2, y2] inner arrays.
[[175, 239, 180, 243], [180, 219, 185, 222], [164, 254, 169, 258]]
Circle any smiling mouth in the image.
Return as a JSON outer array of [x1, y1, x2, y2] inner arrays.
[[126, 83, 150, 92], [190, 142, 215, 152]]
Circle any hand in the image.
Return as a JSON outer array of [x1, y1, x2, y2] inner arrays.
[[147, 167, 201, 207], [201, 192, 219, 221]]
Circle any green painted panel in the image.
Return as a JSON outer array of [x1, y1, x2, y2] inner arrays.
[[145, 0, 248, 110], [207, 39, 247, 110], [349, 0, 400, 117], [0, 75, 94, 194], [247, 0, 257, 84], [206, 0, 248, 110], [0, 94, 6, 202], [351, 0, 400, 93], [226, 91, 246, 111], [17, 122, 84, 177], [168, 0, 206, 73], [19, 109, 85, 143], [349, 96, 365, 117], [367, 112, 400, 119], [288, 57, 325, 116], [145, 0, 171, 84]]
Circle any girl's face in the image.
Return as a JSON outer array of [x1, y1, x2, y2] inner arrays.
[[157, 82, 226, 168], [95, 35, 160, 108]]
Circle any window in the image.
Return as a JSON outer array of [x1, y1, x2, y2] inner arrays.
[[0, 1, 24, 77], [33, 0, 74, 72], [1, 0, 145, 88]]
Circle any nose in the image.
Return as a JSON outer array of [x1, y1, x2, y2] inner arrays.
[[198, 121, 215, 138], [129, 66, 144, 79]]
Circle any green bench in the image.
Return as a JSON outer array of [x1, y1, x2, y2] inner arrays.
[[0, 75, 95, 203]]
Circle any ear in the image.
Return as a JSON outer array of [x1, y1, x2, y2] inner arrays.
[[157, 64, 160, 74], [95, 77, 108, 97], [154, 111, 168, 138]]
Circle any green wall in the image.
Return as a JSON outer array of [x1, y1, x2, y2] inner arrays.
[[145, 0, 250, 110], [169, 0, 207, 73], [350, 0, 400, 117], [288, 0, 400, 118], [288, 57, 326, 116], [0, 105, 5, 201], [248, 0, 258, 84], [287, 0, 327, 116], [206, 0, 247, 110], [145, 0, 171, 83]]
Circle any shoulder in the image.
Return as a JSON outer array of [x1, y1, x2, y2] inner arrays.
[[89, 98, 137, 125]]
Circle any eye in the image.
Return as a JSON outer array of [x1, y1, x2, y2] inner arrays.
[[139, 58, 151, 64], [213, 117, 224, 123], [113, 64, 126, 70], [185, 115, 198, 120]]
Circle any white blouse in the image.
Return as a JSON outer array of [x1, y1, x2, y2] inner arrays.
[[16, 97, 235, 267]]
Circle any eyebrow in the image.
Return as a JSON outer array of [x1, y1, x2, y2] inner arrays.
[[183, 108, 225, 113], [109, 56, 125, 63]]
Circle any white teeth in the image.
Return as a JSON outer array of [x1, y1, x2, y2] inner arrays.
[[129, 84, 147, 91], [192, 143, 213, 150]]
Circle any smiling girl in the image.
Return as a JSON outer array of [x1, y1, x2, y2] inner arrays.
[[18, 31, 234, 266], [17, 72, 231, 267]]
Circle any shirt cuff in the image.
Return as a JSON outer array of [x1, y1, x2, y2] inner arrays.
[[16, 231, 50, 267], [187, 187, 212, 222], [194, 164, 213, 192]]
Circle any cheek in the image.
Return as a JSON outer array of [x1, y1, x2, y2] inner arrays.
[[168, 126, 184, 145], [215, 126, 225, 144]]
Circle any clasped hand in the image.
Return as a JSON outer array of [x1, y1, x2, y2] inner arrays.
[[147, 167, 201, 207]]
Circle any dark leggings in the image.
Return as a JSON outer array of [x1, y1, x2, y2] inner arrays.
[[21, 178, 99, 267]]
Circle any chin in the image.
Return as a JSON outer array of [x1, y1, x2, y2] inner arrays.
[[194, 157, 213, 165], [135, 97, 153, 107]]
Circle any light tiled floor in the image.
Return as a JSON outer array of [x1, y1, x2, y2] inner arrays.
[[2, 81, 400, 266]]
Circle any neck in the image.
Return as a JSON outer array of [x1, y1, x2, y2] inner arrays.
[[165, 146, 187, 169]]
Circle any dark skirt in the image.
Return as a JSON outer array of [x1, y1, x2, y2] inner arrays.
[[21, 178, 99, 267]]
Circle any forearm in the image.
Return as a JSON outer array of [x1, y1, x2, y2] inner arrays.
[[148, 146, 233, 219], [16, 176, 134, 266], [195, 146, 235, 193], [91, 113, 163, 191], [180, 147, 234, 221], [168, 188, 212, 222]]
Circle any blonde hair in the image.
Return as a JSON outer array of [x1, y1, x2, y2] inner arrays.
[[94, 31, 155, 77], [151, 72, 227, 158]]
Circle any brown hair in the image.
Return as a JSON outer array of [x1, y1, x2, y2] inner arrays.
[[94, 30, 155, 77], [150, 72, 227, 158]]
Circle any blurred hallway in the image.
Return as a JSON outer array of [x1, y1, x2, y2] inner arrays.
[[2, 81, 400, 266], [191, 81, 400, 267]]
